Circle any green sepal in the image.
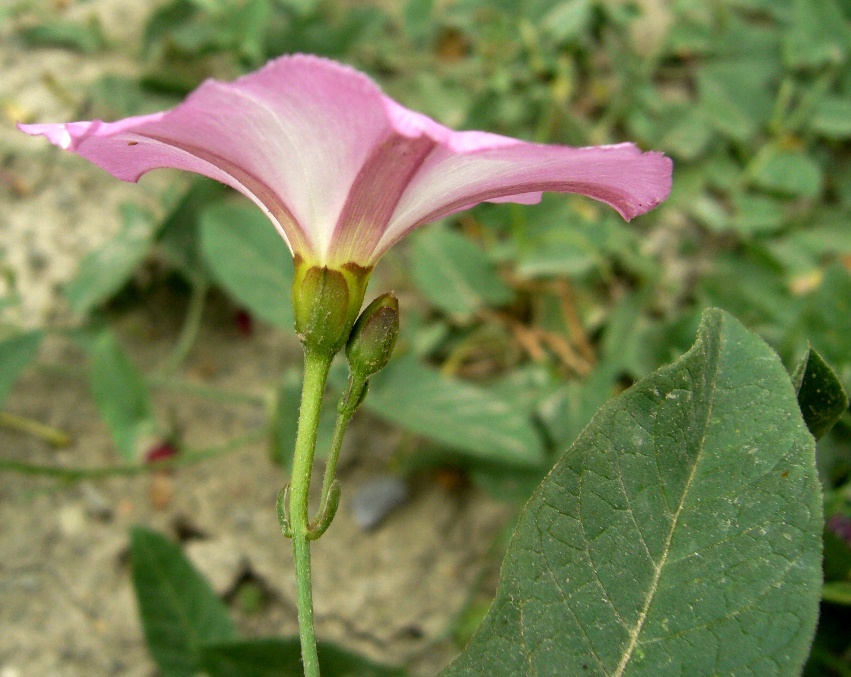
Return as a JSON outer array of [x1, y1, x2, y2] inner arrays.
[[291, 258, 371, 356]]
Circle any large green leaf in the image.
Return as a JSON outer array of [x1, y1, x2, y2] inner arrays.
[[200, 201, 294, 328], [87, 330, 156, 461], [65, 204, 158, 314], [130, 527, 238, 677], [366, 356, 546, 468], [199, 638, 407, 677], [443, 309, 822, 676], [411, 227, 514, 317], [0, 331, 43, 407]]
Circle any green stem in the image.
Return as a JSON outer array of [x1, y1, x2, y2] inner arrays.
[[38, 362, 265, 406], [0, 428, 265, 480], [161, 280, 208, 374], [0, 411, 70, 447], [312, 374, 367, 530], [146, 373, 265, 406], [288, 348, 333, 677]]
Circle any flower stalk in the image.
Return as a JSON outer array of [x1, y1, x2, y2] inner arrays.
[[278, 290, 400, 675], [284, 347, 333, 677], [313, 293, 400, 528]]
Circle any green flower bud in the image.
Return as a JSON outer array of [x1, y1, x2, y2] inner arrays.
[[346, 293, 400, 378], [291, 257, 371, 356]]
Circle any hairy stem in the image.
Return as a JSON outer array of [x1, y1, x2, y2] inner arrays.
[[313, 375, 366, 530], [288, 349, 333, 677]]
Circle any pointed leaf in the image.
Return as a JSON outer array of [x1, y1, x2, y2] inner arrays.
[[411, 227, 514, 318], [199, 637, 407, 677], [367, 356, 546, 468], [200, 202, 294, 329], [87, 330, 156, 461], [0, 330, 43, 407], [443, 309, 822, 676], [65, 204, 158, 314], [19, 17, 106, 53], [130, 527, 237, 676], [792, 348, 848, 440]]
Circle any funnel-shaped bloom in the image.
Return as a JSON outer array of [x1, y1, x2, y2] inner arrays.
[[20, 54, 671, 271], [21, 55, 671, 352]]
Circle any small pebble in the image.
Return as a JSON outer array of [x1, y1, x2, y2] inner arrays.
[[82, 484, 113, 522], [350, 476, 409, 531], [57, 505, 86, 537]]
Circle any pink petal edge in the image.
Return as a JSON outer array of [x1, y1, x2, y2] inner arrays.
[[19, 54, 672, 268]]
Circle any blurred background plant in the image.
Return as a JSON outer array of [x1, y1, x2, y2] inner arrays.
[[2, 0, 850, 673]]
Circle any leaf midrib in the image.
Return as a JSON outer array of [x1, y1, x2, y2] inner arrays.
[[612, 329, 722, 677]]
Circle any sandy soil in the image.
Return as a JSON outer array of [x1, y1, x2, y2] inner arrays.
[[0, 3, 511, 675]]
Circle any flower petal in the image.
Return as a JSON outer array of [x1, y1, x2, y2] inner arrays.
[[21, 112, 308, 255], [20, 54, 673, 269], [375, 137, 673, 259], [19, 55, 414, 262]]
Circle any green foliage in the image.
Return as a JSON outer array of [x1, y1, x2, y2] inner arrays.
[[792, 265, 851, 394], [19, 17, 107, 53], [130, 527, 240, 676], [793, 348, 849, 440], [200, 201, 294, 329], [822, 582, 851, 606], [8, 0, 851, 671], [200, 638, 407, 676], [784, 0, 849, 68], [130, 527, 405, 676], [443, 310, 823, 676], [411, 227, 514, 317], [0, 331, 43, 407], [367, 355, 547, 468], [87, 330, 156, 462], [158, 178, 231, 283], [65, 204, 158, 315]]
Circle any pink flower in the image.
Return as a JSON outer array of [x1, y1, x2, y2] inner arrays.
[[19, 54, 671, 272], [20, 54, 672, 352]]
